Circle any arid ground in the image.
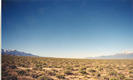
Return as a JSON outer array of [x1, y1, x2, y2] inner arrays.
[[2, 55, 133, 80]]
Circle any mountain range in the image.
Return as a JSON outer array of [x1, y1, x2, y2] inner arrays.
[[1, 49, 37, 57], [87, 52, 133, 59], [1, 49, 133, 59]]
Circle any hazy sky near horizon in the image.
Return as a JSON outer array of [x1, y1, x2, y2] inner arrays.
[[2, 0, 133, 58]]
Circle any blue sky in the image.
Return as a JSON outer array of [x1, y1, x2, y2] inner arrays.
[[2, 0, 133, 58]]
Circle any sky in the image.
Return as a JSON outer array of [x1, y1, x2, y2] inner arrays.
[[2, 0, 133, 58]]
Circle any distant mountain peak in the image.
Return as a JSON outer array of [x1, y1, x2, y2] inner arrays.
[[2, 49, 38, 57], [87, 51, 133, 59], [3, 49, 16, 52], [122, 51, 133, 54]]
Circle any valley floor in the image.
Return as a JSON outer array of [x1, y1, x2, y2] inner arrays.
[[2, 55, 133, 80]]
